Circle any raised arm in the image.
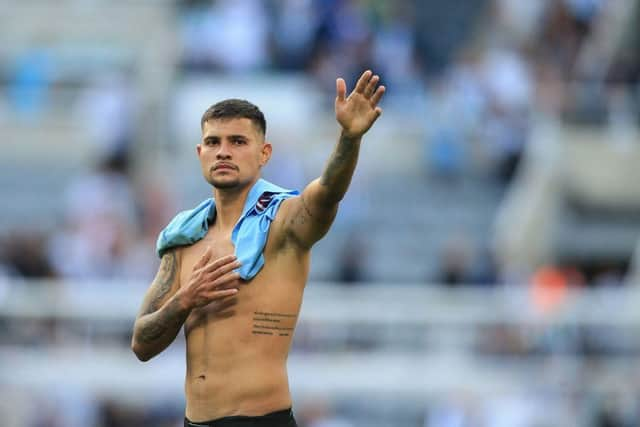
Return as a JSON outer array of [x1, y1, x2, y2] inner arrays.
[[283, 70, 385, 248], [131, 248, 242, 361]]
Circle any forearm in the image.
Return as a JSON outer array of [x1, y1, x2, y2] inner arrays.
[[131, 294, 190, 362], [319, 131, 362, 205]]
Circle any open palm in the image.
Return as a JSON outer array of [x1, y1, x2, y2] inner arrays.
[[335, 70, 386, 138]]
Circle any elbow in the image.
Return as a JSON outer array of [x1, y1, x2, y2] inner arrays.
[[131, 337, 153, 362]]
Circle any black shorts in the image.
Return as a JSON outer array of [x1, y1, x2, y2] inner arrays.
[[184, 408, 297, 427]]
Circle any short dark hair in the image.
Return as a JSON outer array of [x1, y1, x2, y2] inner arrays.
[[200, 99, 266, 136]]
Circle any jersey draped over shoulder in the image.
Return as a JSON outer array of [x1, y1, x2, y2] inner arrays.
[[156, 179, 299, 280]]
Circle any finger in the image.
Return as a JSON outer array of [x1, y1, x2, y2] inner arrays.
[[199, 254, 237, 274], [369, 107, 383, 123], [211, 278, 243, 292], [336, 78, 347, 102], [370, 85, 386, 107], [354, 70, 372, 94], [194, 247, 213, 269], [206, 288, 239, 300], [207, 270, 242, 289], [203, 258, 241, 277], [364, 75, 379, 98]]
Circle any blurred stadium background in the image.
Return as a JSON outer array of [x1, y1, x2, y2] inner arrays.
[[1, 0, 640, 426]]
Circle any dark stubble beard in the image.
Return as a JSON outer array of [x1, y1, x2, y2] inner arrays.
[[207, 176, 240, 189]]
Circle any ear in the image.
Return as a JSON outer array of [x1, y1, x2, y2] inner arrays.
[[260, 142, 272, 167], [196, 144, 202, 157]]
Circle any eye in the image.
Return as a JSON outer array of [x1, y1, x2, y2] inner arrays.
[[232, 138, 247, 145], [205, 138, 219, 146]]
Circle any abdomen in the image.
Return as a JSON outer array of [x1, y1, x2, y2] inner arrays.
[[184, 306, 294, 421]]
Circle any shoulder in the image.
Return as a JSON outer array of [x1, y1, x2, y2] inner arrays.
[[156, 199, 214, 258]]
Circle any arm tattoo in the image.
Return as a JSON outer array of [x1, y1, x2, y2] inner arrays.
[[292, 194, 314, 226], [137, 297, 188, 343], [320, 134, 357, 188], [141, 251, 178, 315]]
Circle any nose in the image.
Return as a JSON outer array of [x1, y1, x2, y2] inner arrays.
[[215, 141, 232, 159]]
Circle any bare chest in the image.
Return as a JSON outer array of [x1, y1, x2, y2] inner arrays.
[[178, 228, 306, 342], [180, 228, 235, 282]]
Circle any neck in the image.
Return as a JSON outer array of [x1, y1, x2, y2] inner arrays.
[[212, 179, 258, 232]]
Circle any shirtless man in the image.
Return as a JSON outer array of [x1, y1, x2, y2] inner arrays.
[[131, 70, 385, 427]]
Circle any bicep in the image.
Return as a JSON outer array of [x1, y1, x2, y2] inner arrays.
[[136, 250, 181, 318], [282, 179, 338, 249]]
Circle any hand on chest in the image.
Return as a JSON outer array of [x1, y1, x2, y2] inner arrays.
[[180, 228, 236, 281]]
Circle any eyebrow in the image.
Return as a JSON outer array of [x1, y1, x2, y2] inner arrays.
[[203, 134, 248, 141]]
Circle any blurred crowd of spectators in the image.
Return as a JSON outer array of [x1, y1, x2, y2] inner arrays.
[[1, 0, 638, 288], [6, 386, 638, 427], [1, 2, 639, 427], [0, 152, 172, 282]]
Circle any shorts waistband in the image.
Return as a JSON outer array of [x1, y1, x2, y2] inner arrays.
[[185, 408, 295, 427]]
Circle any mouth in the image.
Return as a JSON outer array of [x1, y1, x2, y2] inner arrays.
[[213, 163, 237, 171]]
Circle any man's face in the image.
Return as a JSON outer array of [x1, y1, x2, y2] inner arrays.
[[197, 118, 271, 190]]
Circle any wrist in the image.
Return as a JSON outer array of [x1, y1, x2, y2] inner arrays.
[[340, 129, 363, 142], [172, 290, 193, 314]]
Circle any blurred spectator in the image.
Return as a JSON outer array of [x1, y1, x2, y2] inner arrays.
[[270, 0, 321, 70], [180, 0, 269, 72], [530, 263, 585, 313], [308, 0, 373, 93], [480, 47, 532, 183], [422, 50, 486, 179], [120, 170, 177, 281], [1, 231, 55, 278], [435, 235, 473, 287], [426, 124, 466, 181], [535, 0, 600, 79], [424, 78, 467, 182], [47, 155, 138, 280], [73, 72, 136, 161], [336, 231, 367, 283], [7, 47, 53, 119], [370, 3, 420, 93], [413, 0, 486, 74]]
